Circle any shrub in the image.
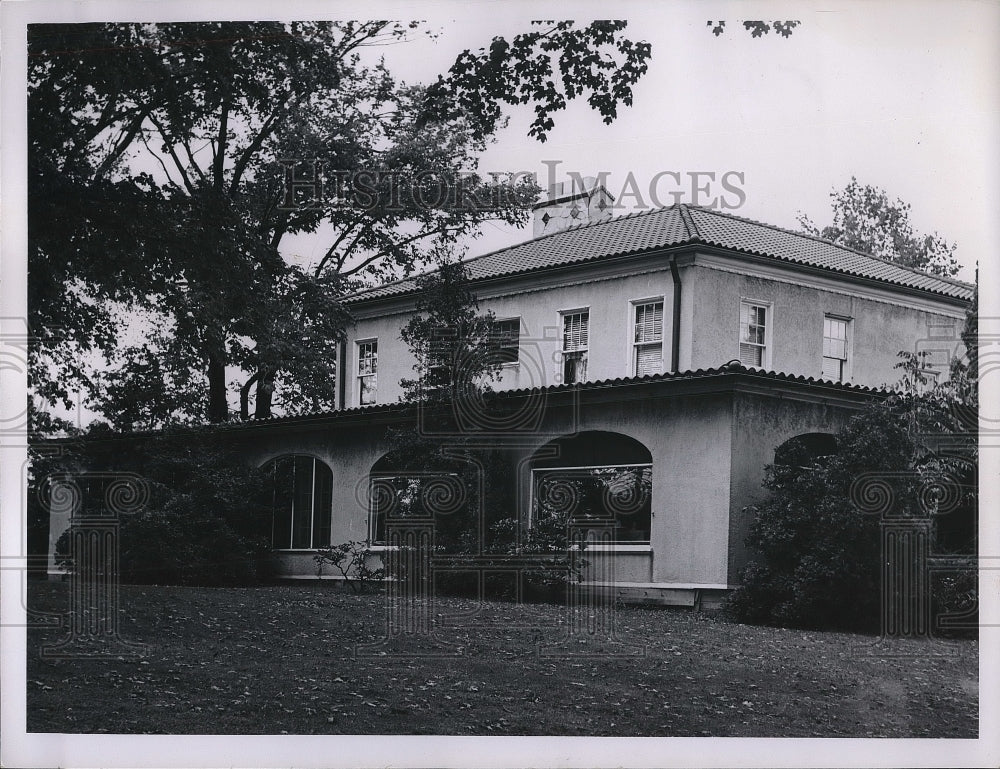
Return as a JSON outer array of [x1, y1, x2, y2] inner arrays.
[[52, 428, 274, 586], [313, 541, 386, 592], [728, 377, 977, 635]]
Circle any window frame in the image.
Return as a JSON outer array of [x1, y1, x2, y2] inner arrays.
[[491, 317, 521, 367], [630, 297, 665, 377], [559, 307, 590, 384], [367, 472, 462, 546], [529, 462, 653, 545], [356, 338, 378, 406], [738, 299, 772, 369], [266, 455, 334, 551], [821, 314, 853, 383]]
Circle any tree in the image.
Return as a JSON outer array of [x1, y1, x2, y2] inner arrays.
[[398, 256, 503, 406], [379, 258, 505, 554], [28, 21, 653, 428], [797, 177, 960, 277]]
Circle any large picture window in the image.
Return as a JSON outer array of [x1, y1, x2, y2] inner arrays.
[[532, 464, 652, 543], [561, 309, 589, 384], [264, 455, 333, 550], [368, 473, 462, 545]]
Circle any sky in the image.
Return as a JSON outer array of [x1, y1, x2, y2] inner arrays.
[[277, 1, 999, 284]]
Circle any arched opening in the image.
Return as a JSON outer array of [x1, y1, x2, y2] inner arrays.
[[529, 431, 653, 543], [261, 455, 333, 550], [367, 450, 469, 546], [773, 432, 839, 467]]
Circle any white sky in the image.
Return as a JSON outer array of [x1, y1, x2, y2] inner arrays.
[[275, 1, 1000, 283]]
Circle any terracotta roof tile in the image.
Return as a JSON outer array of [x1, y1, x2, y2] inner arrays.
[[347, 204, 973, 304]]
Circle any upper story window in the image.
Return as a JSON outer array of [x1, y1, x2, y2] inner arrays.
[[491, 318, 521, 365], [357, 339, 378, 405], [739, 301, 769, 368], [562, 310, 589, 384], [822, 316, 849, 382], [633, 300, 664, 376]]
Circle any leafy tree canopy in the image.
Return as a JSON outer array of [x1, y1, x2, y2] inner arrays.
[[798, 177, 961, 277], [28, 20, 652, 430]]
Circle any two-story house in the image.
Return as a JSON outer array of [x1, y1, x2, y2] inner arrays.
[[45, 184, 974, 607]]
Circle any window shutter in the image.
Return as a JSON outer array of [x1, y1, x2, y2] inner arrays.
[[634, 302, 664, 343], [740, 343, 763, 367], [563, 312, 589, 351], [822, 356, 842, 381], [636, 344, 663, 376]]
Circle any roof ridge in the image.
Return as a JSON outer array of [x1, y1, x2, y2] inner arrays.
[[687, 205, 975, 290], [677, 203, 701, 241]]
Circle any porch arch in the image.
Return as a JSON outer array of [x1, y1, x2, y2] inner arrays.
[[260, 454, 333, 550], [527, 431, 654, 543], [773, 432, 839, 467]]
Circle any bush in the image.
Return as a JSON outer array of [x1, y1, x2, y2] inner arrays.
[[52, 428, 274, 586], [485, 507, 588, 603], [313, 541, 386, 592], [728, 383, 977, 635]]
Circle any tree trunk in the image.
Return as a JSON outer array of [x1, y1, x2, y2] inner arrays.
[[240, 371, 261, 421], [254, 367, 275, 419], [206, 345, 229, 422]]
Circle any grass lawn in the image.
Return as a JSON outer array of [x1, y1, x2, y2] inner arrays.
[[26, 581, 977, 737]]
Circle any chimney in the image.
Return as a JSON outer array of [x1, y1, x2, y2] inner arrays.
[[532, 176, 614, 238]]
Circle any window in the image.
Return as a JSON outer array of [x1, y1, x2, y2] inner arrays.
[[357, 339, 378, 405], [822, 316, 849, 382], [562, 310, 589, 383], [739, 301, 768, 367], [491, 318, 520, 365], [368, 474, 461, 545], [265, 455, 333, 550], [532, 464, 652, 543], [633, 300, 664, 376]]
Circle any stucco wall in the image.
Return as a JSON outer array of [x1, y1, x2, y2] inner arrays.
[[343, 251, 966, 408], [237, 383, 737, 587], [726, 390, 867, 583], [343, 267, 679, 407], [686, 259, 965, 388]]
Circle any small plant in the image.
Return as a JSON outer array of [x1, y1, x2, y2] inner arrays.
[[488, 509, 588, 602], [313, 541, 386, 593]]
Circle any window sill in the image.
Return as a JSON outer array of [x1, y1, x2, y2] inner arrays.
[[272, 548, 323, 553], [581, 543, 652, 553]]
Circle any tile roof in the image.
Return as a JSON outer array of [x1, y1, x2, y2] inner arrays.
[[45, 364, 886, 442], [222, 362, 887, 430], [346, 204, 973, 304]]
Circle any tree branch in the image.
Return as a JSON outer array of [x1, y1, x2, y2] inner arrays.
[[213, 90, 231, 191], [229, 98, 293, 196], [138, 128, 182, 190], [148, 114, 198, 195], [314, 220, 359, 277], [340, 224, 462, 279], [93, 107, 152, 180]]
